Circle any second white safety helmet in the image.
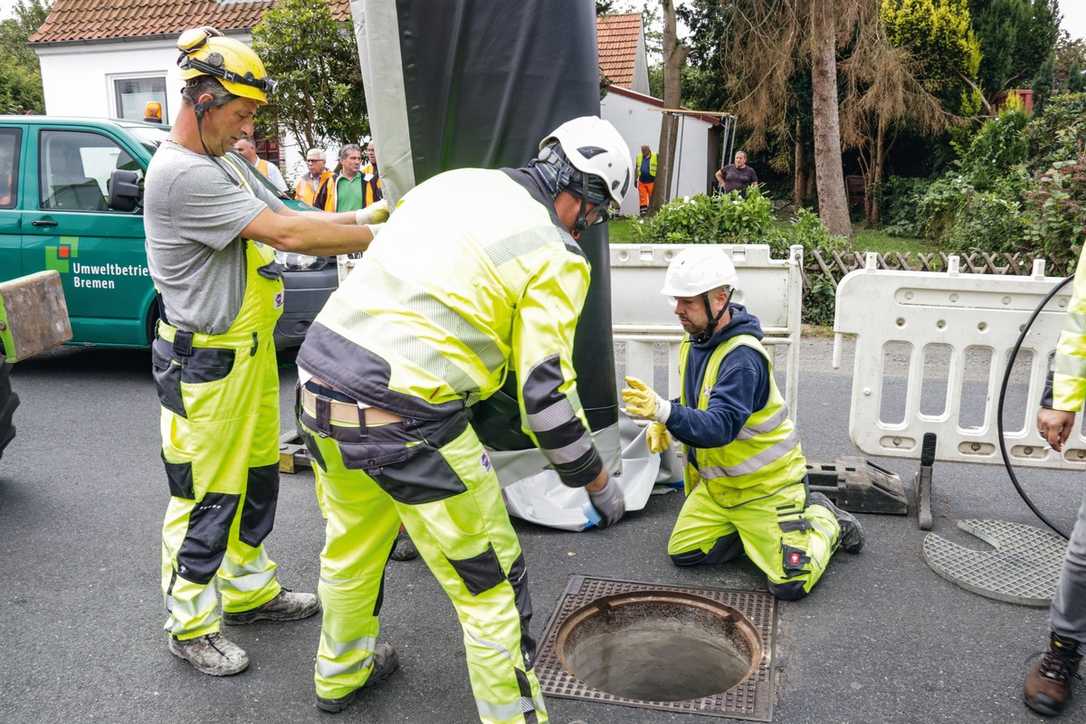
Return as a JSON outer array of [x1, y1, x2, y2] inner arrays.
[[660, 246, 739, 299], [539, 116, 634, 208]]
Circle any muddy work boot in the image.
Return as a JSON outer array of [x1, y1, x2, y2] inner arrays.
[[223, 589, 320, 625], [1024, 632, 1083, 717], [808, 491, 865, 554], [315, 642, 400, 713], [168, 631, 249, 676], [390, 532, 418, 562]]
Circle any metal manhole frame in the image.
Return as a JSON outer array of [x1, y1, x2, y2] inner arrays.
[[534, 575, 778, 721]]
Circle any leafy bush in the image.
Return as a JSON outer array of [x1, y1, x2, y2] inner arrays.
[[1023, 156, 1086, 272], [881, 176, 933, 237], [1025, 93, 1086, 173], [957, 108, 1029, 188], [632, 188, 775, 244]]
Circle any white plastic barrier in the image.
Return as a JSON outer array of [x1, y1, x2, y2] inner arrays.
[[833, 253, 1086, 469], [610, 243, 805, 418]]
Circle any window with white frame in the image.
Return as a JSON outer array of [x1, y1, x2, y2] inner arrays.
[[112, 75, 168, 122]]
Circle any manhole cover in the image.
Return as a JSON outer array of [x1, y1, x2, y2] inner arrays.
[[923, 519, 1067, 607], [535, 576, 776, 721]]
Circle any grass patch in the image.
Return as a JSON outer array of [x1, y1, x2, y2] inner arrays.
[[608, 216, 640, 243]]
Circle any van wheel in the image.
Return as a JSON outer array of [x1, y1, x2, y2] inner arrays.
[[0, 360, 18, 461]]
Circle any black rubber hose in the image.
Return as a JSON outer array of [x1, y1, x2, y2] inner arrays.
[[996, 274, 1073, 540]]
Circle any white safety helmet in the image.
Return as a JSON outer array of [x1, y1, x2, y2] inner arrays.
[[660, 246, 739, 299], [539, 116, 634, 208]]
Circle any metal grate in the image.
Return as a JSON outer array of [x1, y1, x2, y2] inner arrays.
[[922, 519, 1067, 607], [534, 576, 776, 721]]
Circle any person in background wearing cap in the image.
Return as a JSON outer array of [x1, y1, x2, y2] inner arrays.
[[293, 116, 631, 720], [622, 246, 865, 601], [294, 147, 336, 211], [144, 27, 388, 678]]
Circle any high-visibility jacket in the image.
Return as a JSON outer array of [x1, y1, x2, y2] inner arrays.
[[1053, 245, 1086, 411], [679, 333, 807, 505], [361, 161, 383, 207], [297, 167, 603, 486], [635, 150, 657, 181], [294, 170, 336, 211]]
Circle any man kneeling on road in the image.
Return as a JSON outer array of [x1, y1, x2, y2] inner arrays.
[[145, 27, 387, 677], [293, 116, 631, 721], [622, 247, 864, 600]]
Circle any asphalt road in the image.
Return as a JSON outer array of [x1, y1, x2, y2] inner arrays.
[[0, 339, 1082, 723]]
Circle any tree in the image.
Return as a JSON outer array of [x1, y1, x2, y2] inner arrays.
[[808, 2, 851, 236], [1054, 31, 1086, 93], [650, 0, 688, 211], [0, 1, 51, 114], [969, 0, 1060, 98], [251, 0, 368, 151]]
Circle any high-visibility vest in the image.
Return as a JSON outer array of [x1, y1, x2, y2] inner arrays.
[[361, 162, 383, 207], [294, 170, 336, 211], [635, 151, 657, 180], [679, 333, 807, 505]]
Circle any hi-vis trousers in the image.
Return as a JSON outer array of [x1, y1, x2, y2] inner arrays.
[[298, 384, 547, 723]]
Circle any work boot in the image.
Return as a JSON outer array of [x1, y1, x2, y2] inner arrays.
[[223, 588, 320, 625], [808, 491, 864, 554], [390, 532, 418, 562], [167, 631, 249, 676], [1024, 632, 1082, 717], [315, 642, 400, 713]]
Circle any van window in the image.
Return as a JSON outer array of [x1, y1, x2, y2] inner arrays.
[[39, 130, 139, 212], [0, 128, 20, 209]]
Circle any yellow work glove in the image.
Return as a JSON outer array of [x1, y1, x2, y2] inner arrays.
[[355, 198, 390, 226], [647, 422, 671, 454], [621, 376, 671, 423]]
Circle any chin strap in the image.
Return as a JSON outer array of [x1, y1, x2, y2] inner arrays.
[[691, 289, 732, 344]]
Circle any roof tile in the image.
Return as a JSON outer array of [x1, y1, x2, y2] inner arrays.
[[597, 13, 642, 88]]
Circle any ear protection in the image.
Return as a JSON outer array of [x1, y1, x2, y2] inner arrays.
[[194, 100, 211, 119]]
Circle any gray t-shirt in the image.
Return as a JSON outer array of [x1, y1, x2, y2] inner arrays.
[[144, 141, 285, 334]]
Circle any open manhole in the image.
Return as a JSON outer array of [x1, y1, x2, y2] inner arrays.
[[535, 576, 776, 721]]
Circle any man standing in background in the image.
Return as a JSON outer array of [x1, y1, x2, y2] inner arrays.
[[635, 144, 656, 216], [361, 141, 383, 208], [334, 144, 365, 212], [715, 150, 758, 196], [295, 148, 336, 210], [233, 137, 287, 193]]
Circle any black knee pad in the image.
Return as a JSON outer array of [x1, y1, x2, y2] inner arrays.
[[768, 580, 808, 601], [670, 533, 741, 568]]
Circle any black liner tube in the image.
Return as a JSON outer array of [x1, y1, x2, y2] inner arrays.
[[996, 274, 1073, 541]]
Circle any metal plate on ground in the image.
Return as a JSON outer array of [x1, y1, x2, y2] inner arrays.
[[922, 519, 1066, 607], [534, 576, 776, 721]]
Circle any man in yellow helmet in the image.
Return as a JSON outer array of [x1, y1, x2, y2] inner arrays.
[[294, 115, 632, 721], [144, 27, 388, 678], [622, 246, 864, 601]]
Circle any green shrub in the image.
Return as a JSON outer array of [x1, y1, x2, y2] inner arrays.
[[958, 108, 1029, 189], [632, 188, 775, 244], [881, 176, 933, 238], [1023, 156, 1086, 273], [1026, 93, 1086, 173]]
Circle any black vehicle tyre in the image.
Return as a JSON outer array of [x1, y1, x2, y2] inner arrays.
[[0, 360, 18, 461]]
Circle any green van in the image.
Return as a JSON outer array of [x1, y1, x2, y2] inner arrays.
[[0, 116, 337, 348]]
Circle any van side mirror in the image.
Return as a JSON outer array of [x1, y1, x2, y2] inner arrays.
[[109, 169, 142, 212]]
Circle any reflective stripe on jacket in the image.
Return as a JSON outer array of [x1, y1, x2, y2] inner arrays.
[[679, 333, 807, 505], [1053, 244, 1086, 411], [297, 167, 602, 486]]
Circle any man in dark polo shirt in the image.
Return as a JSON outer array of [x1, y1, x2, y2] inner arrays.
[[716, 150, 758, 196]]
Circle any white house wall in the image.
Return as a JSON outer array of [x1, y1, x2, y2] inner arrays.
[[601, 89, 713, 217], [632, 30, 650, 95], [33, 34, 314, 186]]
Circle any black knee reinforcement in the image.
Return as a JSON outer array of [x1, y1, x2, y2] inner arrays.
[[768, 580, 808, 601], [670, 534, 741, 567]]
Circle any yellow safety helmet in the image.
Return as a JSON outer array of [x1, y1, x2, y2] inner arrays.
[[176, 27, 276, 105]]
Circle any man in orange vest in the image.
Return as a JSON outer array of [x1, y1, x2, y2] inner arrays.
[[361, 141, 383, 208], [233, 138, 287, 193], [294, 148, 336, 211]]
